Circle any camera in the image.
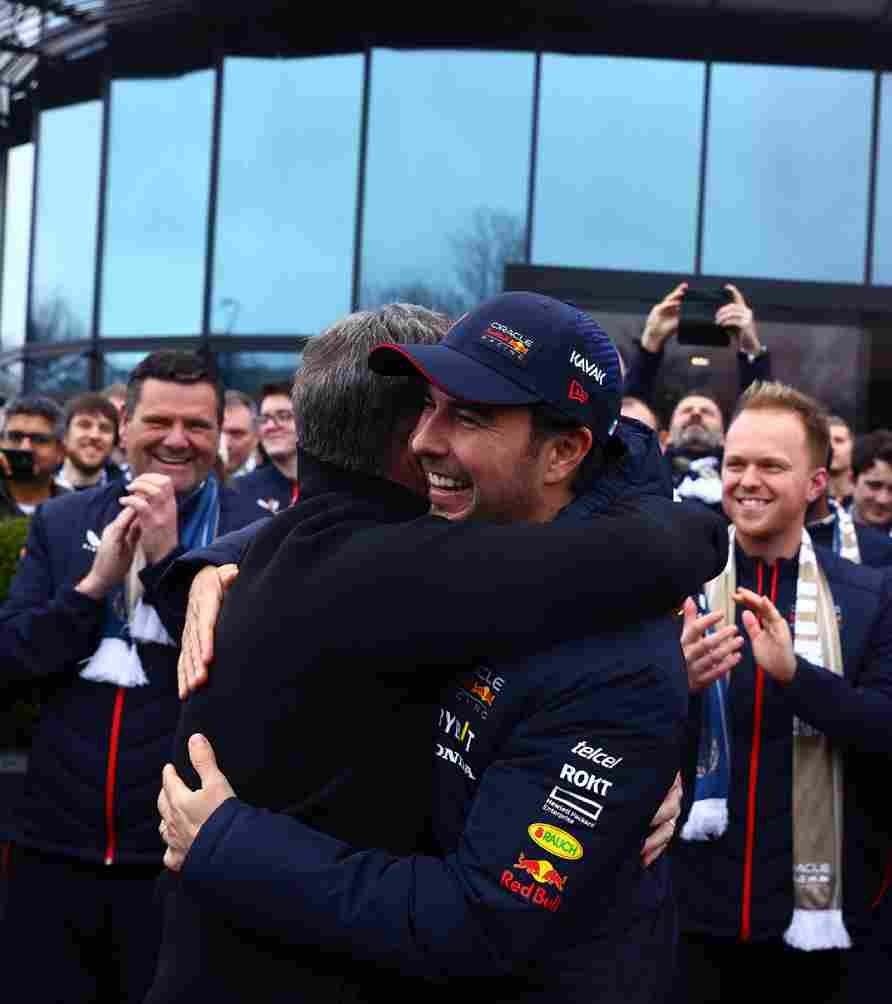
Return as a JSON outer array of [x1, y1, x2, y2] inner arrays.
[[677, 287, 735, 347], [0, 448, 36, 481]]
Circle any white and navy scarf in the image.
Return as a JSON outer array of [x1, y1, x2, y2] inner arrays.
[[79, 476, 221, 688]]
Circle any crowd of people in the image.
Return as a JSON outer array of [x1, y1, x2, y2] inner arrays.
[[0, 285, 888, 1003]]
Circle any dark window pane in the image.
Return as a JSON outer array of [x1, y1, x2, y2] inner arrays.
[[361, 49, 533, 316], [215, 351, 302, 395], [703, 64, 871, 283], [101, 70, 214, 336], [871, 75, 892, 285], [31, 101, 102, 344], [534, 56, 703, 273], [212, 56, 362, 337], [28, 352, 89, 397], [1, 144, 34, 354]]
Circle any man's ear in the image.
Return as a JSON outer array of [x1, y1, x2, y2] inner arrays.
[[542, 426, 593, 487], [807, 466, 829, 504]]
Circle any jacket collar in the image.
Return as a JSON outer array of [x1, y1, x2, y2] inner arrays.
[[297, 449, 429, 517]]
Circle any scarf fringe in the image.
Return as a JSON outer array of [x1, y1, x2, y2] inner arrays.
[[79, 637, 149, 687], [680, 797, 728, 842], [79, 600, 173, 688], [783, 909, 852, 951], [130, 598, 174, 646]]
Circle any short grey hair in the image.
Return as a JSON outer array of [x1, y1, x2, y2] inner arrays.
[[293, 303, 449, 476], [224, 388, 258, 420]]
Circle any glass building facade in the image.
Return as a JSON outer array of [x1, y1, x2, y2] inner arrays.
[[2, 46, 892, 408]]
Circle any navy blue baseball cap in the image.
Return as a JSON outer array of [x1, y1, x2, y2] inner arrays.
[[369, 291, 624, 448]]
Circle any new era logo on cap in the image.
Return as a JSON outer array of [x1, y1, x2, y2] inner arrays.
[[368, 291, 623, 447], [568, 380, 589, 404]]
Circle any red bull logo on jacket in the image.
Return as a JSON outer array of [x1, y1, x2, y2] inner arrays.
[[500, 851, 566, 912]]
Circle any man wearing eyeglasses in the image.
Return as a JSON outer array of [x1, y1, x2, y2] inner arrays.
[[234, 382, 298, 514], [0, 395, 67, 518]]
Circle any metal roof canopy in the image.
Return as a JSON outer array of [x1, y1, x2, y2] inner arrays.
[[5, 1, 892, 139]]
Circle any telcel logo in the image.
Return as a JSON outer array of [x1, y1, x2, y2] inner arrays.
[[527, 822, 583, 861]]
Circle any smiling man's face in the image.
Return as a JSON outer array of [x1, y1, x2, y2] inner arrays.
[[410, 385, 556, 525], [122, 378, 220, 495], [722, 407, 826, 559]]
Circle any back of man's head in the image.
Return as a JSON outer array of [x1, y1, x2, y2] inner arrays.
[[732, 380, 830, 468], [294, 303, 450, 477], [125, 351, 224, 424]]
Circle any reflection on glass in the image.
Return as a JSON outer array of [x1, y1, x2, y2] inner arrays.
[[102, 351, 150, 387], [871, 75, 892, 284], [0, 361, 24, 401], [361, 49, 534, 315], [31, 101, 102, 343], [534, 56, 704, 273], [703, 63, 871, 283], [101, 70, 214, 336], [216, 351, 302, 394], [28, 351, 89, 397], [212, 56, 362, 336], [1, 144, 35, 353]]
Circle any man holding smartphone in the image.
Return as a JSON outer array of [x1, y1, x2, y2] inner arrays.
[[623, 282, 770, 507], [0, 395, 67, 518]]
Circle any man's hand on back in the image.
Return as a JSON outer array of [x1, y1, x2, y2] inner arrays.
[[178, 563, 239, 700], [158, 733, 235, 872], [641, 772, 682, 868]]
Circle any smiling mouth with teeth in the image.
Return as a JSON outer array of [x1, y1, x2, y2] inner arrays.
[[427, 472, 471, 491]]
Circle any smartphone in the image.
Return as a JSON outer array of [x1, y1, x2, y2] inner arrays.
[[678, 287, 734, 347], [0, 448, 36, 481]]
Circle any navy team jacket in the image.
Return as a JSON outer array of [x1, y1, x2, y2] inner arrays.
[[0, 478, 265, 865]]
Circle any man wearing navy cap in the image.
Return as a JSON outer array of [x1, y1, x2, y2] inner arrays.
[[151, 294, 725, 1003]]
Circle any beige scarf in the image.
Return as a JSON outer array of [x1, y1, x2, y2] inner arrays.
[[706, 526, 851, 950]]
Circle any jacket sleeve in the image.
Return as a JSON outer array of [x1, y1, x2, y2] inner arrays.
[[736, 347, 771, 396], [0, 506, 105, 681], [179, 661, 682, 979], [276, 499, 726, 670], [623, 341, 663, 406], [783, 576, 892, 756], [150, 521, 264, 638]]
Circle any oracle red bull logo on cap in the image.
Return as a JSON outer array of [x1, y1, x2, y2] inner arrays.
[[528, 823, 583, 861], [480, 322, 535, 365], [501, 851, 566, 912]]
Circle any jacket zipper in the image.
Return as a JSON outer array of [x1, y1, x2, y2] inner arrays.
[[740, 560, 778, 941], [872, 850, 892, 909], [103, 687, 126, 866]]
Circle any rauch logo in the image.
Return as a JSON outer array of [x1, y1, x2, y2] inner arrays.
[[527, 822, 583, 861]]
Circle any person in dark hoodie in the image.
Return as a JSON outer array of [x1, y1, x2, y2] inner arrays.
[[148, 295, 727, 1004], [0, 351, 268, 1003]]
